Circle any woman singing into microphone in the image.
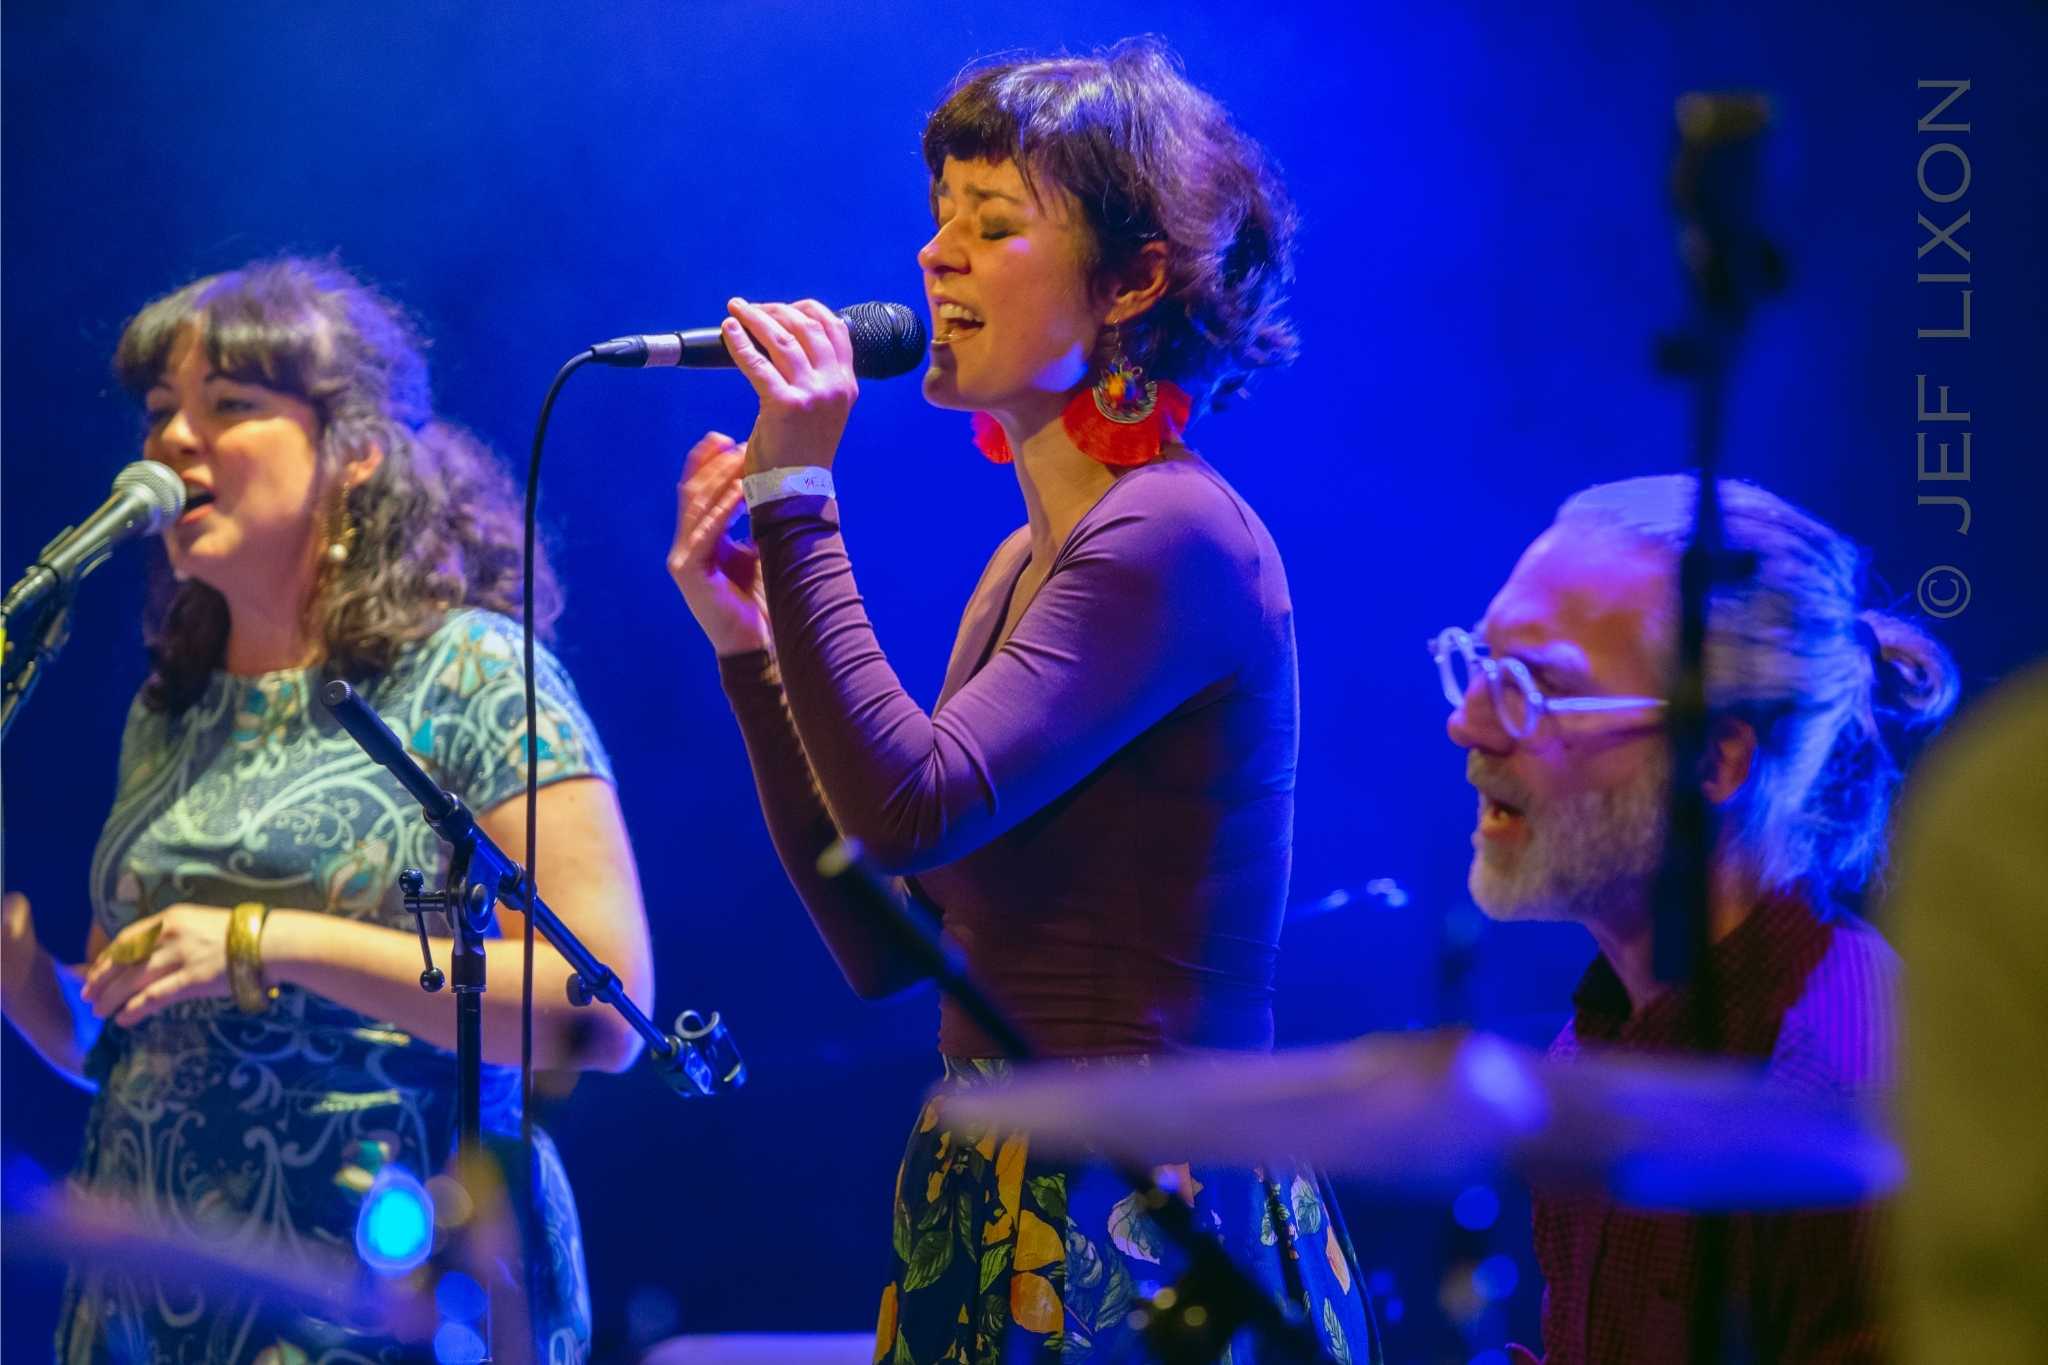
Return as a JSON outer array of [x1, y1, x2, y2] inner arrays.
[[0, 257, 651, 1364], [669, 41, 1377, 1363]]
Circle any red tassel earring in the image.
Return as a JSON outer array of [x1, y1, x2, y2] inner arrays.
[[971, 411, 1013, 464], [1063, 331, 1189, 468], [969, 330, 1190, 468]]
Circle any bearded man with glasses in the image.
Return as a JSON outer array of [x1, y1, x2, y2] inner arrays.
[[1437, 475, 1958, 1365]]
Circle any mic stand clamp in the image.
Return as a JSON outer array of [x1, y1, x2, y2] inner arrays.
[[1, 522, 84, 627], [398, 869, 451, 993], [394, 845, 496, 1163], [647, 1008, 747, 1099], [0, 584, 76, 743], [399, 862, 745, 1102]]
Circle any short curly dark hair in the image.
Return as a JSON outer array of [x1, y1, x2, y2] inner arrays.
[[114, 257, 557, 713], [922, 37, 1299, 416]]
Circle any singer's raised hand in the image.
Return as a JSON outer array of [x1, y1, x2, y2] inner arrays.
[[720, 298, 857, 473], [669, 433, 772, 656]]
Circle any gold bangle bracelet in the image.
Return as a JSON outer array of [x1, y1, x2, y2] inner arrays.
[[226, 900, 278, 1014]]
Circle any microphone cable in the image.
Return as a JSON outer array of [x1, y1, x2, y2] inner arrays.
[[510, 300, 922, 1200], [517, 349, 593, 1253]]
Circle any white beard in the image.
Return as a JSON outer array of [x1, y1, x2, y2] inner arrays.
[[1469, 747, 1672, 924]]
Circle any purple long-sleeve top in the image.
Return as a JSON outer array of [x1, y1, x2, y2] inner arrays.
[[717, 457, 1298, 1058]]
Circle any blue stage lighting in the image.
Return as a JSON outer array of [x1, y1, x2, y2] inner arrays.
[[434, 1321, 489, 1363], [435, 1270, 487, 1323], [1451, 1183, 1501, 1232], [1474, 1253, 1520, 1302], [355, 1166, 435, 1275]]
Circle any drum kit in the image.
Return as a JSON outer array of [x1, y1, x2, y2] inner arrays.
[[4, 1186, 441, 1347], [8, 1027, 1897, 1327], [936, 1027, 1899, 1212]]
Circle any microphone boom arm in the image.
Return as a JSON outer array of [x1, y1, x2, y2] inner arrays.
[[319, 679, 742, 1102]]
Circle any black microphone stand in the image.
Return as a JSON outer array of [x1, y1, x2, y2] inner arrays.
[[1651, 91, 1785, 1365], [0, 587, 75, 743], [818, 839, 1335, 1365], [320, 679, 743, 1357], [2, 510, 117, 741]]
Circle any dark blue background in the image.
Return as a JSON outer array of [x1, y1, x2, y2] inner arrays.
[[5, 2, 2042, 1360]]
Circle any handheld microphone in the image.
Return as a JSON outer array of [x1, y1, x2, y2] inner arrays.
[[2, 461, 186, 621], [590, 301, 928, 379]]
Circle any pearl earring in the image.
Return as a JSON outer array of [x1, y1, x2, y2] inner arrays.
[[325, 490, 359, 565]]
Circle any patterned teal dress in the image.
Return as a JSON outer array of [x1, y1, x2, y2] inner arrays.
[[58, 609, 611, 1365]]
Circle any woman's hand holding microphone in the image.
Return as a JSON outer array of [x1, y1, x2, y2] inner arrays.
[[668, 298, 859, 655]]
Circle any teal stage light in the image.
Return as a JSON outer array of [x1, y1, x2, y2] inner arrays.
[[355, 1166, 435, 1276]]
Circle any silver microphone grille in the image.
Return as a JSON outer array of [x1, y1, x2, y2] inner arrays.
[[111, 460, 189, 534]]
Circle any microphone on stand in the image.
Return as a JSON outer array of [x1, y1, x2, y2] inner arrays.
[[647, 1008, 747, 1099], [589, 300, 928, 378], [2, 460, 187, 622], [3, 460, 187, 739]]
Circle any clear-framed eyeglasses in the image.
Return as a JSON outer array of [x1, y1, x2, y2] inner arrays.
[[1428, 626, 1668, 741]]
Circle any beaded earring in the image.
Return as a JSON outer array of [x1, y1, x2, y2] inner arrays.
[[971, 328, 1190, 467]]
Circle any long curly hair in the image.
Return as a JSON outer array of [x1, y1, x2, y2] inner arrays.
[[923, 37, 1299, 417], [115, 257, 556, 713]]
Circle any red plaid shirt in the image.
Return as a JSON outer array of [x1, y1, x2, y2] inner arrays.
[[1526, 895, 1898, 1364]]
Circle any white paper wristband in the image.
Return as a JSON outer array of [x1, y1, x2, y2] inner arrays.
[[741, 466, 836, 508]]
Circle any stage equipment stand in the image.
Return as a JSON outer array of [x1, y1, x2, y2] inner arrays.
[[0, 589, 74, 742], [1652, 91, 1787, 1365], [322, 679, 743, 1360]]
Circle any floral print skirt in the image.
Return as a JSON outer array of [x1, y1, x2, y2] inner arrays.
[[875, 1057, 1381, 1365]]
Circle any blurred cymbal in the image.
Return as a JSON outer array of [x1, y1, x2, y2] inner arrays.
[[1523, 1040, 1902, 1210], [4, 1188, 435, 1341], [936, 1031, 1900, 1211]]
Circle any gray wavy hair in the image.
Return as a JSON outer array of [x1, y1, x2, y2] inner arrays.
[[1555, 475, 1958, 902]]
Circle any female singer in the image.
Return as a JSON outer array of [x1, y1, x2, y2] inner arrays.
[[0, 257, 652, 1364], [669, 41, 1378, 1363]]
